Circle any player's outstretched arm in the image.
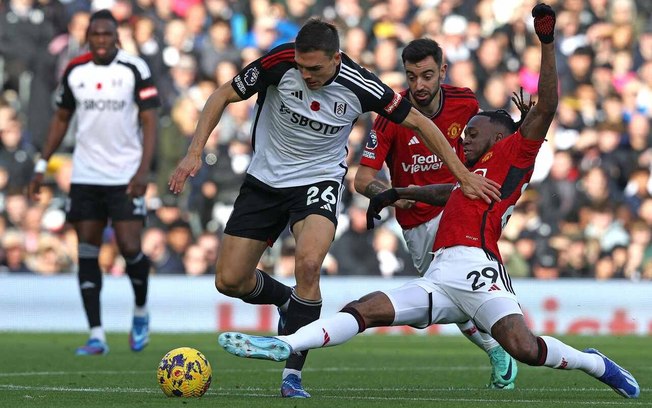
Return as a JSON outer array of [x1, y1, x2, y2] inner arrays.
[[401, 109, 501, 204], [28, 108, 72, 202], [394, 184, 454, 206], [366, 184, 454, 229], [520, 3, 558, 141], [168, 82, 243, 194]]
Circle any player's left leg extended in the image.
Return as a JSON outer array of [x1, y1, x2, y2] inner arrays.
[[489, 309, 639, 399]]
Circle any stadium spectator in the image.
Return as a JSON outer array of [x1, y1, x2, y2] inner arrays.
[[220, 7, 640, 399], [168, 18, 499, 399], [0, 229, 32, 273], [182, 243, 209, 276], [28, 10, 159, 356], [198, 18, 241, 81], [142, 226, 184, 274], [0, 116, 36, 192]]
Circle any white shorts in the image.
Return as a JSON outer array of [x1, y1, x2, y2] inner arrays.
[[384, 246, 521, 333], [402, 213, 442, 276]]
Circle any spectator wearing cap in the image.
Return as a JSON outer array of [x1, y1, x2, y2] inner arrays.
[[149, 193, 184, 230], [532, 246, 560, 280]]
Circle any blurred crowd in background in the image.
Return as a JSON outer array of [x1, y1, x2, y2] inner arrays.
[[1, 0, 652, 280]]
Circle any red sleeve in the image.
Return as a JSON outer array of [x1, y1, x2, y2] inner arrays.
[[359, 115, 394, 170], [501, 129, 545, 166]]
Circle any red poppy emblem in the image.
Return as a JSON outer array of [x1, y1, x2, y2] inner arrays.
[[310, 101, 320, 111], [96, 83, 102, 90]]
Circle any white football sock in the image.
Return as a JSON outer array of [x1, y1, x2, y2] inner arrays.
[[540, 336, 605, 377], [90, 326, 106, 343], [457, 320, 499, 352], [282, 368, 301, 380], [134, 306, 148, 317], [277, 312, 360, 352]]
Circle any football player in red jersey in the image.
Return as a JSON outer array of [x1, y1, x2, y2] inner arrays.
[[218, 4, 640, 399], [354, 38, 517, 389]]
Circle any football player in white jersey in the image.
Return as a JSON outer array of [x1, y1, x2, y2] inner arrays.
[[28, 10, 160, 356], [169, 18, 500, 398]]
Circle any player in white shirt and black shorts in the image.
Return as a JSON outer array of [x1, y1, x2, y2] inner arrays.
[[169, 18, 500, 398], [29, 10, 160, 356]]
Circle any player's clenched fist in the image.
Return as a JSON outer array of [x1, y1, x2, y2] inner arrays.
[[532, 3, 556, 44]]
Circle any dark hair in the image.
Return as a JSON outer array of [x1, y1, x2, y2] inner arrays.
[[476, 89, 534, 133], [295, 18, 339, 56], [89, 9, 118, 26], [401, 38, 443, 67]]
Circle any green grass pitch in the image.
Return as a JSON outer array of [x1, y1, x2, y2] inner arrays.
[[0, 332, 648, 407]]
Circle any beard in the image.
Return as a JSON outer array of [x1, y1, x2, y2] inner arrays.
[[410, 85, 440, 107]]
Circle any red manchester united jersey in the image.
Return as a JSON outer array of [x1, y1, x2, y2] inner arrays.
[[434, 130, 544, 261], [360, 85, 479, 229]]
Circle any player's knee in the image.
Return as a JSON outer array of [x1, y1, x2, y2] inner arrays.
[[214, 266, 248, 297], [295, 256, 323, 275], [344, 292, 392, 328], [118, 242, 141, 260]]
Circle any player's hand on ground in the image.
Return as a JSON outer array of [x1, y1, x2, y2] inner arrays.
[[28, 173, 44, 202], [460, 172, 501, 204], [367, 188, 400, 230], [532, 3, 556, 44], [127, 171, 148, 198], [168, 154, 202, 194]]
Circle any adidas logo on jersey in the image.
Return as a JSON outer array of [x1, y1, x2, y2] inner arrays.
[[291, 90, 303, 100], [488, 284, 501, 292], [408, 136, 420, 146], [321, 203, 333, 212]]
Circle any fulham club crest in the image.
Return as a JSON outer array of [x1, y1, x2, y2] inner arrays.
[[334, 101, 347, 117]]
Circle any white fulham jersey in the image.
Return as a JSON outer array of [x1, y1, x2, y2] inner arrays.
[[56, 50, 160, 185], [231, 43, 412, 188]]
